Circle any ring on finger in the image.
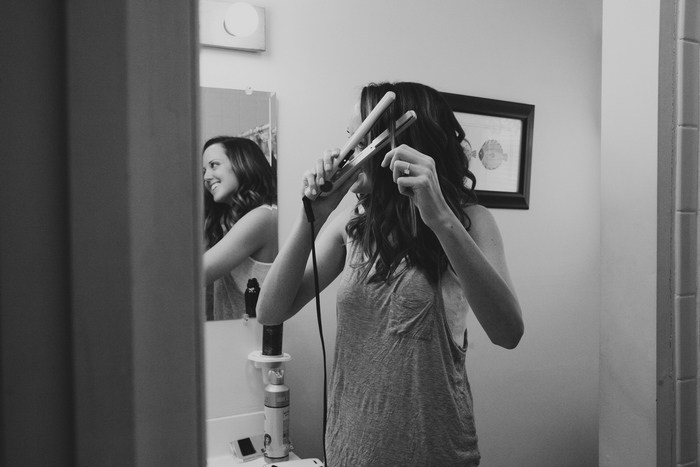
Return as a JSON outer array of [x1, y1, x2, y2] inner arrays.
[[403, 163, 411, 176]]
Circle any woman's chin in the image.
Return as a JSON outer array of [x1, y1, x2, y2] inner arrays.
[[350, 174, 371, 194], [212, 192, 232, 205]]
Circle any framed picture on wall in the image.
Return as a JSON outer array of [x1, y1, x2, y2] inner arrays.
[[441, 92, 534, 209]]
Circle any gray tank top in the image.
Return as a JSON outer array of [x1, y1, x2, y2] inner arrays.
[[326, 240, 480, 466]]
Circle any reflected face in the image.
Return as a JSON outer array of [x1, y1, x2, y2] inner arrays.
[[347, 103, 373, 194], [202, 143, 240, 204]]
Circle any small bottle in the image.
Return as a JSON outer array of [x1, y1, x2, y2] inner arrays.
[[262, 323, 283, 356], [244, 278, 260, 319], [263, 369, 290, 463]]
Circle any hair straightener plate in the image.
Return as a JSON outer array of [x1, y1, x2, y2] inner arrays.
[[320, 109, 417, 196]]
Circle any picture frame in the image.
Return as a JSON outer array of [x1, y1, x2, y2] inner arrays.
[[441, 92, 534, 209]]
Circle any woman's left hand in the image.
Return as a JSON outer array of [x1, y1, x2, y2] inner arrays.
[[381, 144, 450, 229]]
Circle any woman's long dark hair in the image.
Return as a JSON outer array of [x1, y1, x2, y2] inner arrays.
[[203, 136, 277, 249], [346, 82, 478, 283]]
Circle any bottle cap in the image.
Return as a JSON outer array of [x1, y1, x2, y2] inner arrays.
[[267, 369, 284, 385]]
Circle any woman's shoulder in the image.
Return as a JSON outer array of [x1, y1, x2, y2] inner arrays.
[[463, 203, 499, 234], [247, 203, 278, 217], [463, 203, 503, 243], [326, 205, 356, 242], [238, 204, 277, 227], [464, 203, 494, 224], [251, 203, 277, 213]]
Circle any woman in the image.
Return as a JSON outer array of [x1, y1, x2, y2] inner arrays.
[[203, 136, 277, 320], [257, 82, 523, 466]]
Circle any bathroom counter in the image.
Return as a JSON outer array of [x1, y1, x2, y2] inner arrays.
[[207, 412, 300, 466], [207, 452, 300, 467]]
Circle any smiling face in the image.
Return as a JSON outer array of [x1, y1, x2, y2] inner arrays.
[[202, 143, 241, 204]]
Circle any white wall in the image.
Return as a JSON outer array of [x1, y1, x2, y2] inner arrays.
[[599, 1, 660, 465], [201, 1, 602, 465]]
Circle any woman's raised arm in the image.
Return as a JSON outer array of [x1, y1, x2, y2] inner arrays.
[[256, 205, 349, 325], [203, 205, 277, 285]]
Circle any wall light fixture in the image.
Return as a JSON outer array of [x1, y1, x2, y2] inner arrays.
[[200, 0, 266, 52]]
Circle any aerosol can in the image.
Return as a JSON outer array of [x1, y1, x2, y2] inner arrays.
[[263, 368, 291, 462]]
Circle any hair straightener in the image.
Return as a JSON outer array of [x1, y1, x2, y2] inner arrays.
[[300, 91, 416, 197], [319, 108, 417, 195]]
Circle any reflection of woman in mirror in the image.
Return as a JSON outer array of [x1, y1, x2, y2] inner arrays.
[[203, 136, 277, 321], [258, 82, 523, 466]]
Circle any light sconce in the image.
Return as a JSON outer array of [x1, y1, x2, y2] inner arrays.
[[200, 0, 266, 52]]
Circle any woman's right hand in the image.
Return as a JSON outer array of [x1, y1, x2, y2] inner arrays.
[[301, 148, 356, 222]]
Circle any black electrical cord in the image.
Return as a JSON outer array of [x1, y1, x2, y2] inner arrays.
[[302, 196, 329, 467]]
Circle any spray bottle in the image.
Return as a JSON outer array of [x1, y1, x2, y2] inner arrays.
[[263, 368, 290, 462], [244, 278, 260, 320]]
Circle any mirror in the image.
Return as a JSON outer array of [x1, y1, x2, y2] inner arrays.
[[200, 87, 278, 321]]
